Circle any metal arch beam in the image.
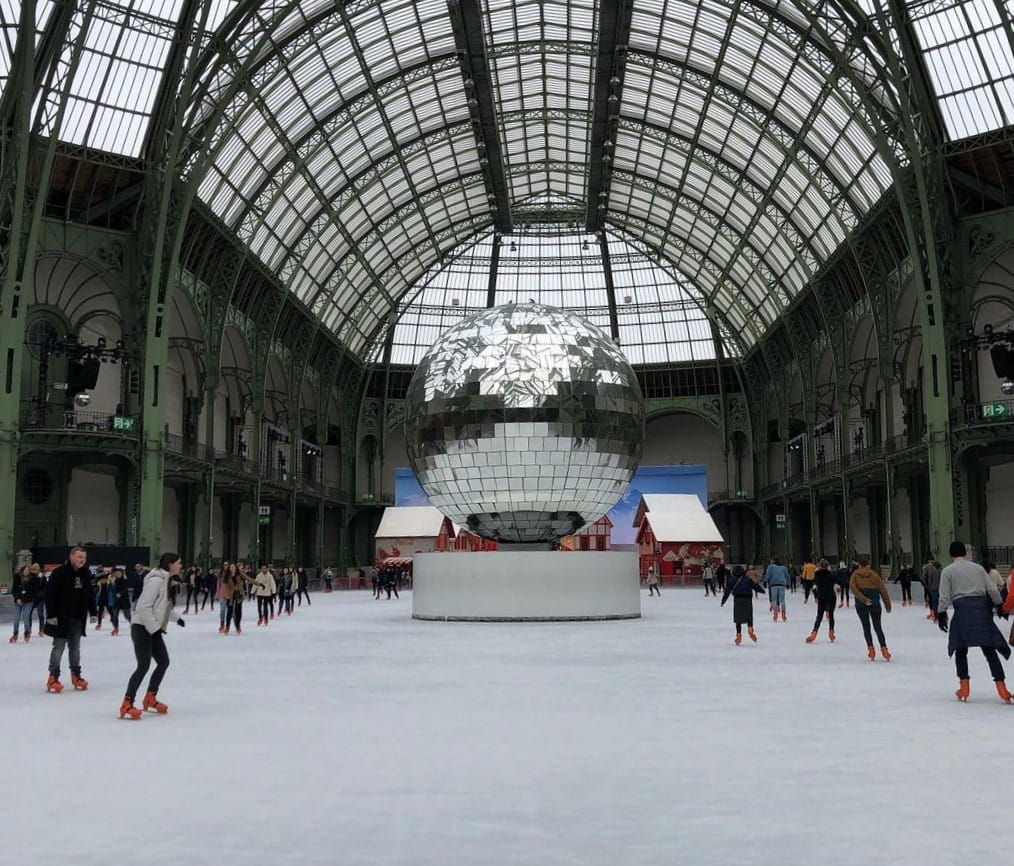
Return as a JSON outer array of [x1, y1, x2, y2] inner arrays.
[[585, 0, 633, 232], [447, 0, 512, 234], [349, 161, 775, 338], [222, 53, 463, 241], [288, 105, 824, 337], [625, 50, 870, 221]]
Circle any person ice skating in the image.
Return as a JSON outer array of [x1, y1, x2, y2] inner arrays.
[[721, 564, 764, 644], [800, 557, 816, 603], [109, 568, 131, 635], [923, 558, 942, 622], [119, 552, 186, 719], [296, 566, 311, 606], [44, 546, 97, 692], [321, 566, 334, 593], [646, 566, 661, 596], [215, 562, 231, 632], [806, 559, 838, 643], [849, 557, 892, 660], [10, 564, 39, 643], [764, 557, 789, 621], [936, 541, 1011, 703], [836, 560, 851, 608], [702, 562, 716, 596], [896, 563, 915, 606], [254, 564, 277, 625]]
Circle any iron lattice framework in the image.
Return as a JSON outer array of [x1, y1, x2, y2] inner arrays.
[[1, 0, 1012, 368]]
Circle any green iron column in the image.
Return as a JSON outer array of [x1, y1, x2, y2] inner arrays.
[[198, 376, 218, 570], [0, 0, 42, 574], [316, 499, 326, 572]]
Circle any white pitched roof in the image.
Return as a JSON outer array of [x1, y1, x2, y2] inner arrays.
[[376, 506, 451, 539], [635, 494, 724, 542]]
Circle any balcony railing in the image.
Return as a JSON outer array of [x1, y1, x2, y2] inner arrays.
[[19, 401, 140, 437], [164, 432, 217, 462]]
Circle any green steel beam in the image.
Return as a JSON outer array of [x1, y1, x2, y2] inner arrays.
[[584, 0, 633, 232]]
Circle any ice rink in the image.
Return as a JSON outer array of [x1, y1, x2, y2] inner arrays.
[[2, 584, 1008, 866]]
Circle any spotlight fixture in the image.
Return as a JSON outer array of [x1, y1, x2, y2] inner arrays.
[[1002, 379, 1014, 395], [74, 392, 91, 408]]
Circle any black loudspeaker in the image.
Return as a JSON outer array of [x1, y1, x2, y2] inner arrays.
[[67, 358, 100, 392]]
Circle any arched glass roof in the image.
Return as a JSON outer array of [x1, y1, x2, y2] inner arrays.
[[376, 222, 736, 366], [3, 1, 1012, 363]]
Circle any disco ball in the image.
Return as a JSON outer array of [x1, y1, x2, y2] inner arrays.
[[404, 302, 644, 543]]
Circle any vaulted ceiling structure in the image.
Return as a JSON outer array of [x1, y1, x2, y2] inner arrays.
[[3, 0, 1013, 366]]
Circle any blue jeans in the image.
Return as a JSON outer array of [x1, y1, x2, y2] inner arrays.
[[770, 585, 786, 611], [12, 602, 33, 635]]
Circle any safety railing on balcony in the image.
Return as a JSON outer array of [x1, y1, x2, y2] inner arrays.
[[19, 401, 140, 437], [164, 433, 218, 462]]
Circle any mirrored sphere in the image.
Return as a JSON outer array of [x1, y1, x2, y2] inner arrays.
[[405, 302, 645, 543]]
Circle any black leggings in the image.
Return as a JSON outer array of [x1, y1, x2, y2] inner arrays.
[[838, 583, 850, 604], [899, 580, 912, 603], [802, 580, 813, 602], [955, 647, 1006, 681], [296, 587, 311, 605], [227, 600, 243, 629], [257, 596, 271, 620], [812, 597, 836, 632], [856, 604, 887, 647], [126, 625, 169, 701]]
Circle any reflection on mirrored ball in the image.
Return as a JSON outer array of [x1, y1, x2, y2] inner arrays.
[[405, 302, 645, 543]]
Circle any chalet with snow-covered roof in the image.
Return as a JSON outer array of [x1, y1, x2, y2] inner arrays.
[[375, 506, 455, 563], [634, 494, 725, 580]]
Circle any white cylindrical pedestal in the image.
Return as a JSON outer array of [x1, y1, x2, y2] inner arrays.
[[412, 551, 641, 621]]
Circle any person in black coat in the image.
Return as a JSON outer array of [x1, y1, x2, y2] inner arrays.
[[806, 559, 839, 643], [44, 546, 97, 692], [720, 565, 765, 644]]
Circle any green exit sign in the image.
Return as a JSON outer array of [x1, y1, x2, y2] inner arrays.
[[113, 415, 135, 431], [982, 402, 1008, 419]]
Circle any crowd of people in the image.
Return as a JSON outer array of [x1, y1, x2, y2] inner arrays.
[[6, 552, 365, 717], [10, 542, 1013, 712], [712, 543, 1014, 702]]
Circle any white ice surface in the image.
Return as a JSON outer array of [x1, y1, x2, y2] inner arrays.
[[2, 587, 1009, 866]]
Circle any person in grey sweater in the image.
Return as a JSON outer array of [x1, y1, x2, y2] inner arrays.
[[119, 553, 186, 719], [937, 540, 1011, 703]]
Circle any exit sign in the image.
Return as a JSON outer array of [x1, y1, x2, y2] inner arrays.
[[112, 415, 135, 431], [982, 402, 1008, 419]]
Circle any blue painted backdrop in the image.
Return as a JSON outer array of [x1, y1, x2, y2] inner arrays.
[[394, 464, 707, 545]]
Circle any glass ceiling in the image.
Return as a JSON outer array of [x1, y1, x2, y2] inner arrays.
[[2, 1, 1011, 364], [375, 223, 736, 366]]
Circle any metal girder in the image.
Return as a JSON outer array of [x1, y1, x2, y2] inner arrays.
[[585, 0, 632, 232], [447, 0, 512, 234]]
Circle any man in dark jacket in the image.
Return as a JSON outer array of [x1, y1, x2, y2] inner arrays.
[[44, 546, 97, 693]]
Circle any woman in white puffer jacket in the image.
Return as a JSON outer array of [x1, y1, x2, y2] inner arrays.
[[119, 552, 185, 720]]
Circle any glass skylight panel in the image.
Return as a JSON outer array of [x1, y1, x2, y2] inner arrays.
[[910, 0, 1013, 139]]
